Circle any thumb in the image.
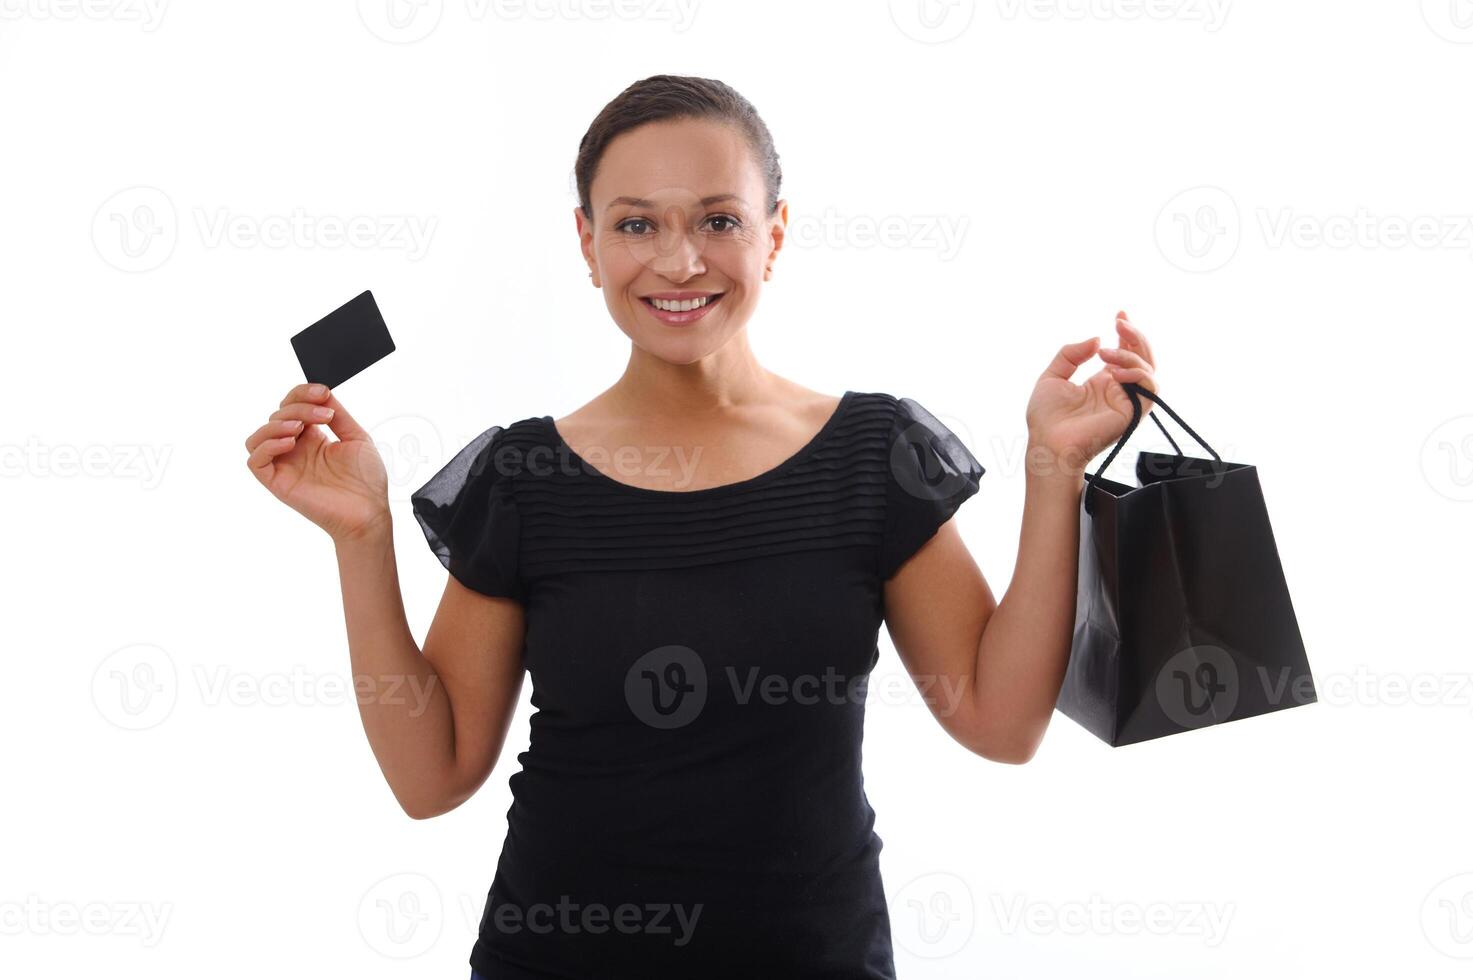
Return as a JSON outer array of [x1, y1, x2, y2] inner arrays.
[[1039, 336, 1101, 383], [319, 390, 371, 443]]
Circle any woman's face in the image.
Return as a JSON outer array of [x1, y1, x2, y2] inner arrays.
[[578, 117, 785, 365]]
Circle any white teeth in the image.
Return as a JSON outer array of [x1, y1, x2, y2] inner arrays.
[[649, 295, 717, 312]]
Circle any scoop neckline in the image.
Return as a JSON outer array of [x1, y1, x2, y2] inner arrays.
[[539, 390, 857, 500]]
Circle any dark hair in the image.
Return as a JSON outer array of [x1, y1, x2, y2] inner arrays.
[[573, 74, 782, 223]]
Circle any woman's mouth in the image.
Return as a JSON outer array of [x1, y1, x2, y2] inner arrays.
[[640, 292, 725, 326]]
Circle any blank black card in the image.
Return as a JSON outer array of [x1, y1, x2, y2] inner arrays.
[[290, 290, 395, 389]]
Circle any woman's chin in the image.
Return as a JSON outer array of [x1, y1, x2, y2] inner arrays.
[[624, 329, 729, 365]]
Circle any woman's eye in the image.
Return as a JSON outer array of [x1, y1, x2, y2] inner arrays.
[[615, 214, 741, 236]]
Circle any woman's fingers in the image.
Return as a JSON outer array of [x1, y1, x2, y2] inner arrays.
[[1096, 346, 1151, 372], [320, 391, 371, 443], [273, 383, 370, 442], [280, 382, 332, 410], [245, 383, 335, 480], [244, 417, 305, 454], [245, 426, 301, 482], [245, 400, 332, 455], [1040, 336, 1102, 383], [1106, 364, 1157, 394], [1115, 311, 1155, 369], [271, 400, 337, 425]]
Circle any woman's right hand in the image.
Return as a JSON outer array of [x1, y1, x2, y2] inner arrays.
[[245, 383, 390, 542]]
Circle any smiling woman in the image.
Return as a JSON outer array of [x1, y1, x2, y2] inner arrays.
[[247, 72, 1158, 980], [573, 103, 782, 360]]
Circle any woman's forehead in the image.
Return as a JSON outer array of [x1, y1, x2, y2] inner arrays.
[[594, 122, 761, 196]]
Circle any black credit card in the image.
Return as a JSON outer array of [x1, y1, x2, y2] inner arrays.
[[290, 290, 395, 389]]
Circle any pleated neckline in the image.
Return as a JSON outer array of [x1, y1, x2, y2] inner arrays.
[[537, 390, 858, 501]]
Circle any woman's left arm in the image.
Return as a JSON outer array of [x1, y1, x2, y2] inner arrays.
[[881, 312, 1158, 764]]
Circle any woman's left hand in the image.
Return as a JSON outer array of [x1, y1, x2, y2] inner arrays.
[[1025, 310, 1159, 473]]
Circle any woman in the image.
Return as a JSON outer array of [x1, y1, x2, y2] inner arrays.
[[245, 74, 1157, 979]]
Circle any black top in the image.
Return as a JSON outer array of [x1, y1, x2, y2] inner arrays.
[[409, 390, 984, 979]]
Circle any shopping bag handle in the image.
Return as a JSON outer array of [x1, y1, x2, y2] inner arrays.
[[1083, 382, 1223, 515]]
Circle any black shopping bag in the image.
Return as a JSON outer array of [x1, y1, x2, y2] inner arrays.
[[1055, 382, 1315, 746]]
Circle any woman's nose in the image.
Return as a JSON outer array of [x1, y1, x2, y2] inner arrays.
[[646, 228, 707, 278]]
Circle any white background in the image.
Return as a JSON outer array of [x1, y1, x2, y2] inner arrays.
[[4, 1, 1471, 977]]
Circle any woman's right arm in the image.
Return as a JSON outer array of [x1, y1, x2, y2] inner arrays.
[[247, 382, 525, 819]]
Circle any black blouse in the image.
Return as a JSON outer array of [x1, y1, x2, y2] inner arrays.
[[409, 390, 984, 979]]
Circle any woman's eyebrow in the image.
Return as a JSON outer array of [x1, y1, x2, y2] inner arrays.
[[605, 193, 745, 211]]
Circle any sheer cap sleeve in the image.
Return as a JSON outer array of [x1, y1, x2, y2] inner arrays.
[[878, 396, 985, 580], [409, 423, 524, 600]]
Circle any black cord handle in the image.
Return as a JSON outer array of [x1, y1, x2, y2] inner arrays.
[[1083, 382, 1222, 515]]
